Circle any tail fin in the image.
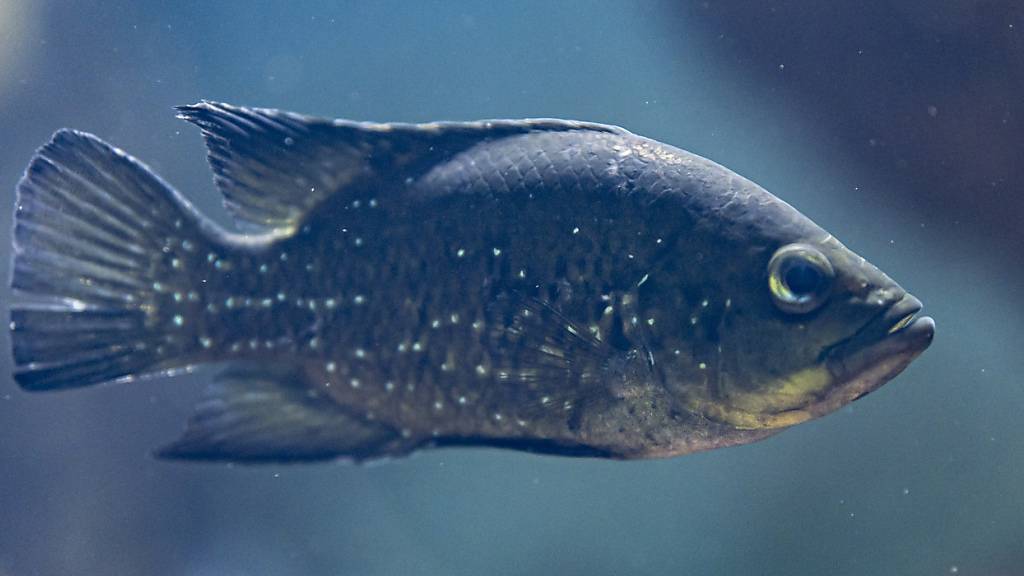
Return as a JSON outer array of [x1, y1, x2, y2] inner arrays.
[[10, 130, 213, 391]]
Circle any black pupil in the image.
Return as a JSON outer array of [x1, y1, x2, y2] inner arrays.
[[784, 260, 821, 296]]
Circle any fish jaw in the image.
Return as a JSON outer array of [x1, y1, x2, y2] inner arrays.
[[679, 294, 934, 433], [817, 294, 935, 416]]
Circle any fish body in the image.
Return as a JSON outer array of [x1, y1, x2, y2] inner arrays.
[[8, 103, 934, 462]]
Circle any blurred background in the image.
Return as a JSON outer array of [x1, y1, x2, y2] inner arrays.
[[1, 1, 1021, 575]]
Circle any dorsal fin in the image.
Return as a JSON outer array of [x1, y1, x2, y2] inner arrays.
[[176, 101, 630, 234]]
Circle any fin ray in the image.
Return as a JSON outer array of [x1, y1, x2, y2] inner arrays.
[[157, 364, 399, 462], [10, 130, 214, 390], [177, 101, 630, 234], [485, 292, 620, 420]]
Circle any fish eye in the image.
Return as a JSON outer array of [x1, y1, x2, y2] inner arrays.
[[767, 244, 834, 314]]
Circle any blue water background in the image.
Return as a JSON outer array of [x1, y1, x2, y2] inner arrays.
[[0, 2, 1021, 575]]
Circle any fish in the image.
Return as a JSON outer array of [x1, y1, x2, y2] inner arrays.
[[7, 102, 934, 463]]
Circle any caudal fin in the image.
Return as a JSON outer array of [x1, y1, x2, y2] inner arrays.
[[10, 130, 213, 391]]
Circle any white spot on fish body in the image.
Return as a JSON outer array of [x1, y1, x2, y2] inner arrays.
[[172, 315, 184, 326], [353, 295, 366, 305]]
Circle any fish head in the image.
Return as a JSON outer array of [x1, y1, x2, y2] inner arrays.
[[686, 231, 934, 431]]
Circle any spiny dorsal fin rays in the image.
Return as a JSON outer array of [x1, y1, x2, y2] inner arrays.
[[176, 102, 367, 235], [176, 101, 632, 235]]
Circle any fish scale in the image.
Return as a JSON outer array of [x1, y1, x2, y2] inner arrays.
[[7, 102, 933, 463]]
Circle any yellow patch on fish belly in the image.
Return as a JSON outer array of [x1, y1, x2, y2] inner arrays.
[[692, 366, 832, 430]]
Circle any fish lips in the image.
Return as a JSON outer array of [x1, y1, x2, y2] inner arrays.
[[816, 294, 935, 416]]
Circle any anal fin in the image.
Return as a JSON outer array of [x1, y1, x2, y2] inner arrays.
[[157, 364, 397, 463]]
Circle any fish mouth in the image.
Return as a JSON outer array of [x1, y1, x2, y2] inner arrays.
[[815, 294, 935, 416]]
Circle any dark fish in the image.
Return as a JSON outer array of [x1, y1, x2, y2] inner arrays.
[[7, 102, 934, 462]]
